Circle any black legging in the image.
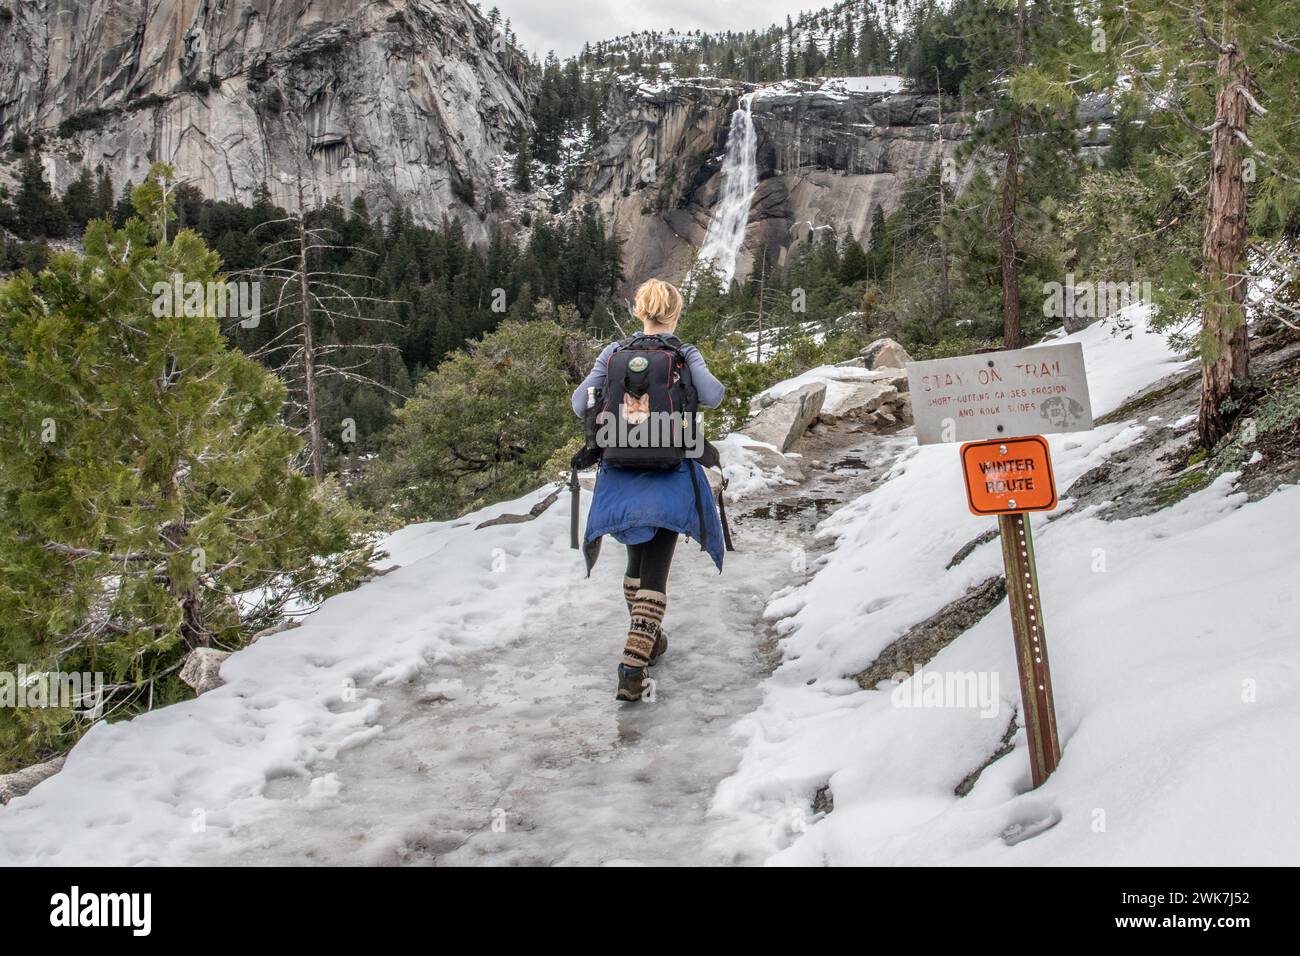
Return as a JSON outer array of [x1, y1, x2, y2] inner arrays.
[[624, 528, 679, 593]]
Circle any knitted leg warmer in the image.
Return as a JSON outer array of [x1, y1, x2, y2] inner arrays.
[[622, 589, 667, 669]]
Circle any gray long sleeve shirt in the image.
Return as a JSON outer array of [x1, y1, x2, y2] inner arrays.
[[571, 334, 725, 417]]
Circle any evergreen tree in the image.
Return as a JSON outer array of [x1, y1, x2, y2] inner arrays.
[[93, 167, 116, 222], [365, 320, 593, 520], [512, 130, 533, 192], [839, 230, 871, 284], [112, 180, 136, 227], [1039, 0, 1300, 446], [61, 167, 97, 229], [865, 203, 891, 280], [0, 163, 374, 768], [12, 154, 69, 239]]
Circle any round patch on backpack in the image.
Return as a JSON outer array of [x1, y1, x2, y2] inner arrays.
[[628, 356, 649, 372]]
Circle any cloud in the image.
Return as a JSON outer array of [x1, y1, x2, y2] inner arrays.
[[488, 0, 809, 59]]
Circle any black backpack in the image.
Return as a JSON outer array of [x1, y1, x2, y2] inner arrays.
[[599, 334, 698, 470], [569, 334, 734, 554]]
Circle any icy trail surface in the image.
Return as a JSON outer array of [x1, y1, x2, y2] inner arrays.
[[212, 432, 908, 866], [0, 420, 908, 866]]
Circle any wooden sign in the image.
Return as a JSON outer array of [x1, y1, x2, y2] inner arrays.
[[906, 342, 1093, 445], [960, 436, 1058, 516]]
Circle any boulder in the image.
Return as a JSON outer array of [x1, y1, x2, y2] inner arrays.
[[823, 381, 898, 421], [179, 647, 232, 696], [741, 382, 826, 452], [891, 391, 913, 425], [869, 367, 909, 392], [0, 756, 65, 805], [860, 337, 913, 370]]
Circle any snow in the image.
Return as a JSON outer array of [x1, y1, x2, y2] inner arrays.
[[711, 313, 1300, 865], [739, 320, 829, 362], [0, 455, 835, 866], [0, 486, 584, 865], [821, 75, 905, 96], [5, 300, 1294, 866], [715, 432, 801, 499]]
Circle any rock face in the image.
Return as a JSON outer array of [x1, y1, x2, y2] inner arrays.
[[745, 85, 969, 278], [0, 0, 532, 241], [578, 78, 971, 291], [742, 381, 826, 452], [578, 80, 737, 285]]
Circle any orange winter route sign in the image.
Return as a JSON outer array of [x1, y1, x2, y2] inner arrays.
[[906, 342, 1094, 444], [960, 436, 1058, 516]]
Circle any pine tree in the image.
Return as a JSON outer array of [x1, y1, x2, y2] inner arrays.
[[244, 171, 404, 479], [1021, 0, 1300, 446], [12, 154, 69, 239], [61, 167, 97, 229], [512, 130, 533, 192], [865, 203, 891, 280], [112, 179, 136, 227], [840, 230, 871, 284], [365, 321, 593, 520], [93, 167, 115, 222], [955, 0, 1079, 348], [0, 163, 374, 768]]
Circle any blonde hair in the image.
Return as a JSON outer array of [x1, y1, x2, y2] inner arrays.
[[633, 278, 684, 329]]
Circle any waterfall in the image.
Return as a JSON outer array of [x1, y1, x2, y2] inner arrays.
[[688, 92, 758, 294]]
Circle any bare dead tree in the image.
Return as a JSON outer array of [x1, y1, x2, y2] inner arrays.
[[235, 172, 406, 480], [936, 67, 952, 315]]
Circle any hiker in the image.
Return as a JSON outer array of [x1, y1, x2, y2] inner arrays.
[[571, 278, 727, 702]]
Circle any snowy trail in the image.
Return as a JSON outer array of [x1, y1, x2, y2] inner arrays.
[[180, 429, 911, 866]]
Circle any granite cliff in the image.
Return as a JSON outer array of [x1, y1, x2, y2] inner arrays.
[[0, 0, 532, 241]]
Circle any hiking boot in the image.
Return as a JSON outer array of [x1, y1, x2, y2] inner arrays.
[[647, 627, 667, 666], [616, 664, 646, 702]]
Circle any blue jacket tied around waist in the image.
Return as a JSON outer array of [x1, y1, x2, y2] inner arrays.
[[573, 334, 726, 574]]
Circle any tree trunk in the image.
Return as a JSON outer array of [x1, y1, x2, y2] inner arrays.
[[999, 0, 1026, 351], [298, 180, 325, 481], [1197, 33, 1251, 449], [160, 481, 207, 650], [936, 69, 951, 315]]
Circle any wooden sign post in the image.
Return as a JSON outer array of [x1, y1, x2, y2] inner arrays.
[[906, 347, 1093, 789], [998, 511, 1061, 787], [960, 435, 1061, 787]]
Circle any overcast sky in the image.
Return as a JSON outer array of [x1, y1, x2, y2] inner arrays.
[[489, 0, 814, 59]]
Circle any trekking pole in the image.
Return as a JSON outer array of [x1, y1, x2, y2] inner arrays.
[[569, 467, 580, 550]]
